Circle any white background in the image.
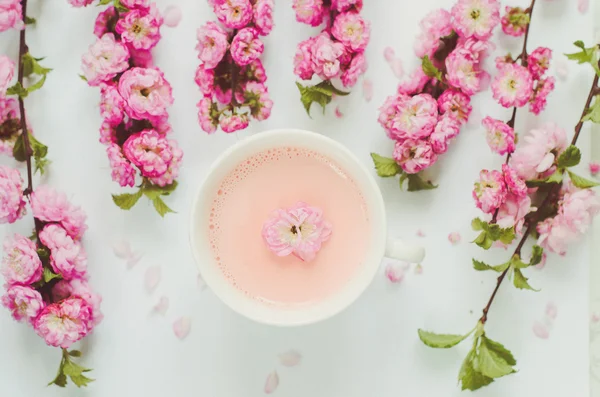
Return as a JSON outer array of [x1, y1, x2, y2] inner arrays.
[[0, 0, 596, 396]]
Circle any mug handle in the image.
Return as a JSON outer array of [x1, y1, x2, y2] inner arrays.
[[385, 238, 425, 263]]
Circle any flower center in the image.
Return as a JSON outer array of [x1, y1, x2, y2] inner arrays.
[[140, 88, 151, 97], [470, 9, 481, 20], [132, 23, 142, 34]]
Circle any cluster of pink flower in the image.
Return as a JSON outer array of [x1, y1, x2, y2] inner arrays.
[[0, 55, 21, 155], [377, 0, 499, 176], [0, 0, 23, 32], [0, 175, 102, 349], [195, 0, 274, 134], [292, 0, 370, 90], [75, 0, 182, 193]]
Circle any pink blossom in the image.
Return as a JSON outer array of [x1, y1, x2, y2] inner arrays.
[[241, 81, 273, 121], [559, 188, 600, 236], [195, 64, 215, 96], [52, 279, 103, 326], [67, 0, 93, 6], [501, 6, 528, 37], [482, 116, 515, 155], [294, 38, 315, 80], [100, 85, 125, 126], [495, 54, 513, 70], [231, 28, 264, 66], [148, 139, 182, 187], [341, 52, 367, 87], [292, 0, 325, 27], [0, 0, 24, 32], [1, 234, 42, 285], [118, 67, 174, 120], [115, 4, 163, 50], [1, 285, 44, 323], [253, 0, 274, 35], [0, 165, 25, 224], [214, 0, 252, 29], [388, 94, 438, 140], [502, 163, 528, 197], [39, 224, 87, 280], [430, 115, 460, 154], [414, 32, 441, 59], [420, 9, 453, 38], [163, 5, 182, 27], [446, 48, 487, 95], [121, 0, 149, 8], [496, 193, 532, 231], [492, 63, 533, 108], [0, 55, 14, 95], [81, 33, 130, 87], [123, 129, 174, 178], [537, 216, 574, 255], [197, 98, 218, 134], [220, 113, 249, 133], [528, 47, 552, 79], [129, 48, 154, 68], [99, 119, 116, 144], [451, 0, 500, 40], [311, 33, 345, 79], [331, 0, 362, 12], [397, 67, 429, 96], [262, 202, 332, 262], [590, 161, 600, 176], [34, 298, 93, 348], [437, 89, 472, 125], [510, 123, 568, 180], [107, 144, 136, 187], [529, 76, 555, 115], [448, 232, 462, 245], [332, 12, 370, 52], [393, 139, 437, 174], [385, 262, 406, 283], [473, 169, 507, 213], [246, 59, 267, 83], [30, 185, 88, 240], [196, 21, 229, 69], [93, 6, 116, 38], [215, 86, 233, 104]]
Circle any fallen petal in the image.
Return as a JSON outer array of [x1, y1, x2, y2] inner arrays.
[[592, 313, 600, 323], [578, 0, 589, 13], [554, 58, 569, 81], [532, 321, 550, 339], [590, 161, 600, 176], [545, 302, 557, 320], [362, 78, 373, 102], [390, 59, 404, 79], [278, 350, 302, 367], [383, 46, 395, 62], [163, 5, 182, 27], [112, 240, 132, 259], [385, 262, 406, 283], [416, 229, 426, 237], [173, 317, 192, 339], [334, 106, 343, 118], [448, 232, 461, 245], [264, 371, 279, 394], [153, 296, 169, 315], [126, 252, 143, 268], [145, 266, 161, 293]]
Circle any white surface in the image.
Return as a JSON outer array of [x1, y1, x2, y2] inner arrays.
[[0, 0, 594, 396]]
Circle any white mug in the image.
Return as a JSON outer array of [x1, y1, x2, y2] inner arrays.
[[190, 129, 425, 326]]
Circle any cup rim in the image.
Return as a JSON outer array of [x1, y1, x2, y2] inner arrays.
[[189, 129, 387, 326]]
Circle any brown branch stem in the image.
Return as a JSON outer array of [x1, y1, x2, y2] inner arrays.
[[17, 0, 33, 196]]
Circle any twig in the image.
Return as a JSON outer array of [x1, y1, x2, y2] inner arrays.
[[17, 0, 33, 196]]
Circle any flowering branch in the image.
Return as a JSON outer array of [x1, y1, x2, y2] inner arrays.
[[1, 0, 102, 388]]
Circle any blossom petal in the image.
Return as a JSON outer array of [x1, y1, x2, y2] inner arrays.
[[334, 106, 343, 118], [448, 232, 461, 245], [173, 317, 191, 340], [383, 46, 395, 62], [362, 78, 373, 102], [264, 371, 279, 394], [545, 302, 557, 320], [163, 5, 182, 27], [144, 266, 161, 293], [112, 240, 132, 259], [578, 0, 589, 13], [153, 296, 169, 315], [390, 59, 404, 79], [278, 350, 302, 367], [532, 321, 549, 339]]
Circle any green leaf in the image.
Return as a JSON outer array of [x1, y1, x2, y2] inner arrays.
[[24, 16, 36, 24], [406, 173, 437, 191], [565, 41, 600, 77], [583, 95, 600, 123], [62, 359, 94, 388], [36, 247, 49, 259], [34, 156, 50, 175], [473, 231, 493, 250], [417, 329, 472, 348], [526, 170, 563, 187], [498, 226, 516, 245], [26, 74, 47, 93], [12, 133, 26, 161], [557, 145, 581, 168], [370, 153, 401, 177], [459, 350, 494, 391], [97, 0, 112, 4], [142, 180, 179, 199], [513, 268, 538, 291], [112, 190, 143, 210], [477, 335, 516, 378], [68, 350, 82, 357], [21, 53, 52, 78], [70, 373, 94, 388], [530, 245, 543, 267], [472, 259, 510, 272], [510, 254, 529, 269], [313, 80, 350, 97], [398, 172, 408, 189], [421, 55, 443, 81], [568, 170, 600, 188], [48, 373, 67, 388], [43, 267, 62, 283], [152, 196, 175, 217], [79, 74, 88, 82], [29, 133, 48, 158], [113, 0, 129, 12], [6, 82, 28, 98], [295, 81, 348, 117], [471, 218, 485, 231]]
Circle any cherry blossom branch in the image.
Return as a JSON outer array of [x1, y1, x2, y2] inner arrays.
[[16, 0, 33, 195]]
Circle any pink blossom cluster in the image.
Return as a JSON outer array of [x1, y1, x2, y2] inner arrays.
[[0, 55, 26, 156], [292, 0, 370, 88], [262, 202, 332, 262], [195, 0, 274, 134], [77, 0, 182, 188], [0, 0, 24, 32], [378, 0, 500, 175], [1, 184, 102, 349]]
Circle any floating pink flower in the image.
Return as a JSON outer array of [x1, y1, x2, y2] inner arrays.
[[393, 139, 437, 174], [510, 123, 568, 180], [430, 115, 460, 154], [501, 6, 528, 37], [292, 0, 325, 27], [118, 67, 174, 120], [341, 52, 367, 87], [451, 0, 500, 40], [262, 202, 332, 262], [437, 89, 472, 125], [196, 21, 229, 70], [253, 0, 274, 35], [492, 63, 533, 108], [0, 165, 25, 224], [310, 33, 345, 79], [214, 0, 253, 29], [30, 185, 88, 240], [473, 169, 507, 214], [220, 113, 249, 133], [34, 298, 93, 348], [0, 0, 24, 32], [39, 224, 87, 280], [529, 76, 555, 115], [528, 47, 552, 79], [0, 55, 14, 95], [331, 12, 370, 52], [52, 279, 103, 326], [106, 144, 136, 187], [115, 4, 162, 50], [231, 28, 264, 66], [482, 116, 515, 155], [1, 234, 42, 285], [294, 37, 316, 80], [81, 33, 130, 87], [1, 285, 44, 323]]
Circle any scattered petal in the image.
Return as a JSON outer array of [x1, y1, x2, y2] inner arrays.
[[554, 58, 569, 81], [197, 273, 208, 291], [153, 296, 169, 315], [163, 5, 182, 27], [126, 252, 143, 268], [385, 262, 408, 283], [362, 78, 373, 102], [578, 0, 589, 14], [545, 302, 557, 320], [448, 232, 461, 245], [383, 46, 395, 62], [535, 252, 547, 269], [278, 350, 302, 367], [173, 317, 192, 339], [389, 59, 404, 79], [144, 266, 161, 293], [334, 106, 343, 118], [590, 161, 600, 176], [264, 371, 279, 394], [112, 240, 132, 259], [592, 313, 600, 323], [532, 321, 550, 339], [416, 229, 426, 237], [414, 263, 423, 274]]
